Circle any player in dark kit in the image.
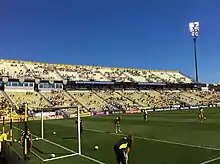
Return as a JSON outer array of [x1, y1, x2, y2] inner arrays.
[[114, 116, 122, 133], [143, 109, 148, 122], [75, 119, 83, 134], [113, 135, 133, 164], [20, 127, 33, 160]]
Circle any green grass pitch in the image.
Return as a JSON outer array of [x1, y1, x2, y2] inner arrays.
[[2, 107, 220, 164]]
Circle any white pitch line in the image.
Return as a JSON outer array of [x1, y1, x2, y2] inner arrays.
[[200, 156, 220, 164], [85, 128, 220, 152], [43, 153, 78, 162], [31, 150, 45, 161], [80, 154, 106, 164], [43, 139, 106, 164], [11, 125, 106, 164], [42, 138, 76, 154], [12, 125, 76, 154]]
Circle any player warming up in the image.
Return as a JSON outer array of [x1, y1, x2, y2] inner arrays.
[[198, 107, 206, 123], [0, 131, 10, 156], [143, 109, 148, 122], [114, 116, 122, 133], [75, 118, 83, 134], [20, 127, 33, 160], [113, 134, 133, 164]]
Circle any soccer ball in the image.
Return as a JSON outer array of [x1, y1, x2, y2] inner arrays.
[[53, 132, 56, 135], [35, 138, 39, 141], [51, 154, 56, 158], [204, 117, 206, 120], [14, 139, 17, 143], [94, 145, 99, 150]]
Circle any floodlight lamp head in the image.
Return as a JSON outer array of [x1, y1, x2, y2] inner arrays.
[[189, 22, 200, 38]]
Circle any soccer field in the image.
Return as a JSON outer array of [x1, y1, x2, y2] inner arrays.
[[3, 107, 220, 164]]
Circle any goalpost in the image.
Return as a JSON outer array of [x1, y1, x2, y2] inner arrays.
[[22, 105, 82, 162], [39, 106, 81, 154], [11, 105, 105, 164]]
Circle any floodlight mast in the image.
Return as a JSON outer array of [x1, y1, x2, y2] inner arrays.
[[189, 22, 199, 82]]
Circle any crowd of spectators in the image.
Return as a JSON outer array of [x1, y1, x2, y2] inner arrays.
[[0, 62, 34, 79], [56, 65, 108, 81], [25, 63, 60, 80], [8, 91, 50, 110], [0, 96, 11, 116], [0, 59, 193, 84], [1, 89, 220, 115], [42, 90, 74, 106]]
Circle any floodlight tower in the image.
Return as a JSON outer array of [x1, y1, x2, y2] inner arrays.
[[189, 22, 199, 82]]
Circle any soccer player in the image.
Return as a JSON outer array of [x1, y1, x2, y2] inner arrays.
[[143, 109, 148, 122], [198, 107, 206, 123], [113, 134, 133, 164], [20, 127, 33, 160], [0, 131, 10, 155], [75, 119, 83, 134], [114, 116, 122, 133]]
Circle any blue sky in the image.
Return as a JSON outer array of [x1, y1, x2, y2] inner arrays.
[[0, 0, 219, 83]]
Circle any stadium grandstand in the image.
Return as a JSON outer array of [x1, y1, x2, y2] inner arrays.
[[1, 59, 220, 164], [0, 59, 219, 114]]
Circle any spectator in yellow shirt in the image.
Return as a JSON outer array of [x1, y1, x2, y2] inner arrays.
[[0, 131, 10, 155]]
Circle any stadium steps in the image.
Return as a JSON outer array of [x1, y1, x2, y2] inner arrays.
[[98, 71, 112, 81], [177, 92, 198, 106], [123, 72, 137, 82], [156, 90, 186, 106], [22, 63, 30, 71], [54, 68, 64, 80], [179, 71, 195, 83], [1, 91, 13, 104], [153, 73, 166, 83], [65, 91, 89, 111], [91, 90, 120, 110], [180, 92, 200, 102], [164, 72, 180, 83], [116, 91, 142, 106], [38, 91, 54, 106], [121, 72, 136, 82]]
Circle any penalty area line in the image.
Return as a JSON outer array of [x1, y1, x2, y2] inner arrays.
[[43, 153, 78, 162], [200, 156, 220, 164], [80, 154, 106, 164], [11, 125, 106, 164], [31, 150, 45, 161], [85, 128, 220, 152]]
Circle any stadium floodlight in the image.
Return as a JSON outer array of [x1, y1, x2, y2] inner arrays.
[[189, 22, 199, 82]]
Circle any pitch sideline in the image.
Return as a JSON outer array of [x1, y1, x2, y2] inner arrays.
[[200, 156, 220, 164], [85, 128, 220, 152]]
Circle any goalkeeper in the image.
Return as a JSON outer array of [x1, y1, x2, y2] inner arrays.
[[20, 127, 33, 160], [113, 134, 133, 164]]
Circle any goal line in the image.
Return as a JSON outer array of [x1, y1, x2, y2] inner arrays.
[[12, 125, 105, 163], [8, 105, 106, 164], [12, 125, 78, 162]]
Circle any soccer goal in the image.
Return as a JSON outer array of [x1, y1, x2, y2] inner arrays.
[[14, 105, 82, 162]]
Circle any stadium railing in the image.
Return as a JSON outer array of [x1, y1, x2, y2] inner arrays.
[[2, 141, 25, 164]]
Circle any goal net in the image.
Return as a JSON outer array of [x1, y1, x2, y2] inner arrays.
[[14, 105, 82, 163]]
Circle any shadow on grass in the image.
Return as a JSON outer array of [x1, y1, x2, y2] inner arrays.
[[33, 146, 68, 155], [62, 136, 78, 140]]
